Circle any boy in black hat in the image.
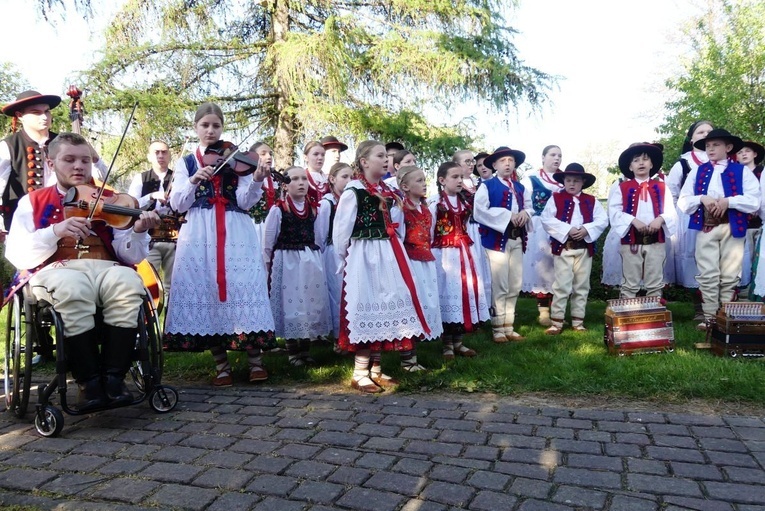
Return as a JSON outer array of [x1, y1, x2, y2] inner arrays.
[[677, 129, 761, 329], [1, 90, 107, 233], [540, 163, 608, 335], [473, 146, 533, 343], [607, 143, 676, 298]]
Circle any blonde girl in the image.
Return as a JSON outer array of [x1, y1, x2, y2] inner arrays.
[[333, 140, 431, 393], [391, 165, 443, 371]]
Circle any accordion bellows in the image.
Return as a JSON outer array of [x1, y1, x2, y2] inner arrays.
[[710, 302, 765, 358], [604, 297, 675, 355]]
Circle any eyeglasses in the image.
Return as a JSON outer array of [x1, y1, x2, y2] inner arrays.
[[463, 159, 476, 165]]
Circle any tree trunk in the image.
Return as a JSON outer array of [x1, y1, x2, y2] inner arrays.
[[271, 0, 295, 169]]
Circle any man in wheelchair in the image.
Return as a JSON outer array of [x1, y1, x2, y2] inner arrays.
[[5, 133, 161, 412]]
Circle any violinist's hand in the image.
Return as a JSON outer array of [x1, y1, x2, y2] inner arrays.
[[190, 165, 215, 185], [252, 160, 269, 183], [53, 217, 91, 240], [133, 211, 162, 233]]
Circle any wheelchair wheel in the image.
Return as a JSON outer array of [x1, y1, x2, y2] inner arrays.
[[4, 293, 33, 418], [34, 405, 64, 437], [149, 385, 178, 413], [144, 298, 164, 383]]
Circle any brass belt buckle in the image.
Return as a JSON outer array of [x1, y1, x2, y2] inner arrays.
[[75, 241, 90, 259]]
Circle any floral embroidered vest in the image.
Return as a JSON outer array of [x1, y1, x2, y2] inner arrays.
[[403, 202, 435, 262], [350, 188, 392, 240], [432, 195, 472, 249]]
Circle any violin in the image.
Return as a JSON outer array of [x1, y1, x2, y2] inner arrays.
[[203, 141, 260, 177], [63, 184, 149, 230], [270, 168, 291, 185]]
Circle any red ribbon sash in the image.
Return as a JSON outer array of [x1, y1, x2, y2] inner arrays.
[[364, 177, 431, 336], [197, 148, 229, 302]]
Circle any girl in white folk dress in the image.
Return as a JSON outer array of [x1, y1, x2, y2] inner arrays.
[[333, 141, 431, 393], [391, 165, 443, 371], [247, 142, 279, 253], [164, 102, 276, 386], [430, 162, 489, 359], [521, 145, 564, 326], [316, 163, 353, 343], [453, 149, 493, 311], [263, 166, 332, 366]]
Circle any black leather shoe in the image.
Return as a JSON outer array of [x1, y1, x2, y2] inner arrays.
[[77, 377, 107, 412], [104, 374, 134, 407]]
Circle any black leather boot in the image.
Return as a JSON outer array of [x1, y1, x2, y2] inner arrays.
[[102, 326, 137, 406], [65, 329, 107, 412]]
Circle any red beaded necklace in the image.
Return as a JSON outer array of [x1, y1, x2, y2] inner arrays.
[[286, 195, 310, 219]]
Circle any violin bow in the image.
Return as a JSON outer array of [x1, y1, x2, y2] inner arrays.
[[86, 101, 139, 222]]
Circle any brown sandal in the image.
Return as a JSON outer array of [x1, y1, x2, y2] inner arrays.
[[213, 371, 233, 387], [351, 376, 383, 394]]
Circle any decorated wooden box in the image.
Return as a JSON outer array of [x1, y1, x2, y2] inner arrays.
[[709, 302, 765, 358], [604, 297, 674, 355]]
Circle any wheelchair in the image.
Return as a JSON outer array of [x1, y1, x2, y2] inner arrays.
[[3, 275, 179, 437]]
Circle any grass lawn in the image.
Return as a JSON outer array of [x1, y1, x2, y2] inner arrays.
[[161, 297, 765, 405], [3, 297, 765, 406]]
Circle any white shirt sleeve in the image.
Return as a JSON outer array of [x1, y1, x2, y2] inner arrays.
[[262, 205, 281, 262], [607, 181, 633, 238], [332, 187, 357, 261], [235, 174, 263, 211], [315, 197, 332, 251], [522, 183, 534, 233], [127, 173, 154, 208], [584, 199, 609, 242], [0, 140, 12, 230], [5, 195, 59, 269], [428, 200, 438, 241], [169, 157, 197, 213], [660, 184, 678, 237], [540, 194, 569, 243], [93, 158, 108, 181], [472, 184, 511, 232], [677, 166, 701, 215], [391, 203, 405, 240], [666, 160, 684, 205], [0, 140, 12, 203], [112, 227, 151, 265]]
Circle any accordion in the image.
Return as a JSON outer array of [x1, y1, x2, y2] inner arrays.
[[604, 297, 675, 355], [709, 302, 765, 358]]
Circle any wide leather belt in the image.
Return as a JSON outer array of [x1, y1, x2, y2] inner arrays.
[[53, 236, 114, 261], [639, 233, 660, 245], [703, 212, 725, 229], [507, 227, 524, 240], [563, 239, 588, 250]]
